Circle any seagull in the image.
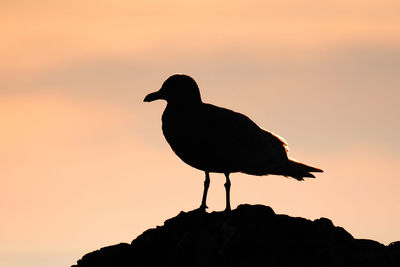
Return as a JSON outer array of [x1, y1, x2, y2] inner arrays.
[[144, 74, 323, 211]]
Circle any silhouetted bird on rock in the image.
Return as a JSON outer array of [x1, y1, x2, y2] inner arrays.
[[144, 74, 322, 211]]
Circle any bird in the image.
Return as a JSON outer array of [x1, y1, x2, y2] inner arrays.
[[144, 74, 323, 212]]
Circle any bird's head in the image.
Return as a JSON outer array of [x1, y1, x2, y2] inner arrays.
[[144, 74, 202, 104]]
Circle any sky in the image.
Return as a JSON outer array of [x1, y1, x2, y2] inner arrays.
[[1, 1, 400, 266]]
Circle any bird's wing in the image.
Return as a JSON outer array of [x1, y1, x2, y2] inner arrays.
[[191, 104, 288, 172]]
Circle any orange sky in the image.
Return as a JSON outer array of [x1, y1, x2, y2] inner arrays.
[[1, 1, 400, 266]]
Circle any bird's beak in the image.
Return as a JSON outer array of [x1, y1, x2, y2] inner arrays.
[[144, 90, 163, 102]]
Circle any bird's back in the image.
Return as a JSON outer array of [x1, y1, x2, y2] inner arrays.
[[162, 103, 289, 174]]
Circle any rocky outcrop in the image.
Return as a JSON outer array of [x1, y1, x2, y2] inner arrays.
[[73, 204, 400, 267]]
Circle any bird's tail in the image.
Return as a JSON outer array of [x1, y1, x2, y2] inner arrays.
[[276, 159, 323, 181]]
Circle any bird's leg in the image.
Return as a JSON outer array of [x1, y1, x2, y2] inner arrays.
[[224, 173, 231, 212], [199, 171, 210, 211]]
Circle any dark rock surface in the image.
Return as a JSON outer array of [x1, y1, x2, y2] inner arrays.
[[73, 204, 400, 267]]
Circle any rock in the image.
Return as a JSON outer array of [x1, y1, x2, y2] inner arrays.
[[73, 204, 400, 267]]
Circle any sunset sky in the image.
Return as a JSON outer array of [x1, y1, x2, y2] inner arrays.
[[1, 1, 400, 266]]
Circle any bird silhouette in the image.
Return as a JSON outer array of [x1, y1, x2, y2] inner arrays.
[[144, 74, 323, 211]]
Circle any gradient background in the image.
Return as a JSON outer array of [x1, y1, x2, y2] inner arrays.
[[1, 1, 400, 266]]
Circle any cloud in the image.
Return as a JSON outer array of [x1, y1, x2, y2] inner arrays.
[[1, 0, 399, 78], [1, 42, 399, 154]]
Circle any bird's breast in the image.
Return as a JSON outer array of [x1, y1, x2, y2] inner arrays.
[[161, 105, 240, 173], [161, 106, 203, 154]]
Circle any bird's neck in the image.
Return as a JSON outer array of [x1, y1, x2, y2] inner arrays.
[[166, 101, 202, 110]]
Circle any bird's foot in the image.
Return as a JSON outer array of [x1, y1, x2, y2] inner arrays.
[[197, 204, 208, 213], [224, 207, 231, 213]]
